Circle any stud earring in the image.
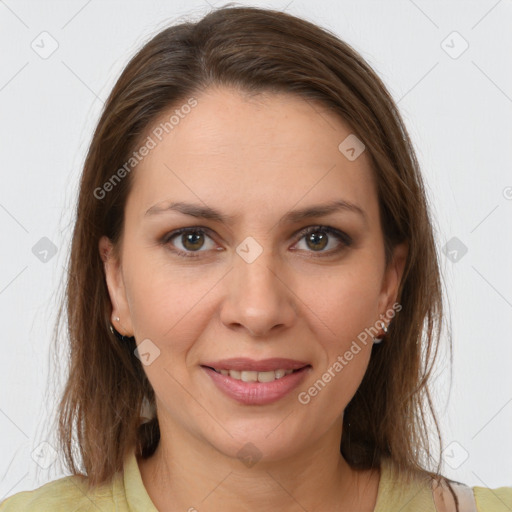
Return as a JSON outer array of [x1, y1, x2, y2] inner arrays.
[[109, 322, 135, 342], [139, 396, 157, 424], [373, 322, 389, 344]]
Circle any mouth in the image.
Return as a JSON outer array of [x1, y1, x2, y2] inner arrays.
[[201, 366, 309, 383], [200, 358, 312, 405]]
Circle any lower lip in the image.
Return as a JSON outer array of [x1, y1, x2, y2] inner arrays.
[[202, 366, 311, 405]]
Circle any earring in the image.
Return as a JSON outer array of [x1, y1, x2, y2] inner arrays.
[[139, 396, 157, 424], [109, 322, 135, 342], [373, 322, 389, 344]]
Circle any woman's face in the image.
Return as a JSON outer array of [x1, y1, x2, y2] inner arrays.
[[101, 86, 407, 462]]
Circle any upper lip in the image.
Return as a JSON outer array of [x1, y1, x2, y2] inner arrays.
[[201, 358, 310, 372]]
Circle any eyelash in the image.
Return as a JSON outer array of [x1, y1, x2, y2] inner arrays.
[[160, 225, 353, 259]]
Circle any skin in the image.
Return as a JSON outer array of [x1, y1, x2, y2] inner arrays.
[[100, 86, 408, 512]]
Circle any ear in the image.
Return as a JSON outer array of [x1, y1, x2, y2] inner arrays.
[[99, 235, 134, 336], [378, 241, 408, 315]]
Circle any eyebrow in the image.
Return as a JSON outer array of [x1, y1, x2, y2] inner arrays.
[[144, 199, 367, 226]]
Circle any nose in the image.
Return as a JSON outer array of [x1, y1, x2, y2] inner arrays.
[[219, 250, 297, 338]]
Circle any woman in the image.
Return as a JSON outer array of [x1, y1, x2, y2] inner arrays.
[[1, 5, 510, 511]]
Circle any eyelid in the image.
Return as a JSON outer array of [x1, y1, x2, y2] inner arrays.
[[294, 225, 353, 247], [161, 224, 352, 257], [160, 227, 218, 256]]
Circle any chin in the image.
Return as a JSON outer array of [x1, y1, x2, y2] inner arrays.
[[199, 420, 311, 465]]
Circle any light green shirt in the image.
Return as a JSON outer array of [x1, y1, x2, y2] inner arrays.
[[1, 450, 511, 511]]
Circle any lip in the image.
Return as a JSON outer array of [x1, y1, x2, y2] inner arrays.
[[201, 358, 310, 372], [201, 363, 312, 406]]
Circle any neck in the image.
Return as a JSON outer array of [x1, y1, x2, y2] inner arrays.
[[138, 415, 379, 512]]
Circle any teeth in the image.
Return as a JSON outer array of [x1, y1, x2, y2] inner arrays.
[[274, 369, 286, 379], [229, 370, 241, 380], [241, 371, 258, 382], [213, 368, 295, 382], [256, 371, 275, 383]]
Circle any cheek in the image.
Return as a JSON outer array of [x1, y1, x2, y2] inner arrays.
[[300, 289, 375, 421], [124, 253, 223, 351], [296, 331, 373, 427], [301, 259, 382, 342], [297, 259, 381, 401]]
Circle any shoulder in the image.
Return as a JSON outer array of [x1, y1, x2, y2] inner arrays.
[[377, 457, 512, 512], [473, 485, 512, 511], [432, 476, 512, 512], [0, 473, 120, 511], [420, 474, 512, 512]]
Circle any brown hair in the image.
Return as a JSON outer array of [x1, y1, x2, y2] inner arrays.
[[50, 2, 454, 498]]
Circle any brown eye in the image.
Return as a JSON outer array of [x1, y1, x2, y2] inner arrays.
[[163, 227, 217, 257], [161, 225, 352, 259], [305, 231, 328, 251], [181, 231, 205, 251], [294, 226, 352, 255]]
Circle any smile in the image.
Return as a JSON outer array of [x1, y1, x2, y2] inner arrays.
[[200, 361, 312, 405], [208, 367, 297, 382]]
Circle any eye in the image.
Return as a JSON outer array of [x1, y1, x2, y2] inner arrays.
[[162, 227, 218, 257], [292, 225, 352, 255], [161, 225, 352, 258]]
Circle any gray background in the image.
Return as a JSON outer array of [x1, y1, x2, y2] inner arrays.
[[1, 0, 511, 500]]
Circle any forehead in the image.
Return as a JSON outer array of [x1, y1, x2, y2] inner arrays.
[[125, 87, 378, 226]]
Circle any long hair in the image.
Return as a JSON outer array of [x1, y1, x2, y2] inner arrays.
[[50, 4, 452, 496]]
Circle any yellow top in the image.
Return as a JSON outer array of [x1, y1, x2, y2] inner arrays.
[[1, 450, 511, 511]]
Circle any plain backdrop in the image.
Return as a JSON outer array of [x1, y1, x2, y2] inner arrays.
[[1, 0, 511, 501]]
